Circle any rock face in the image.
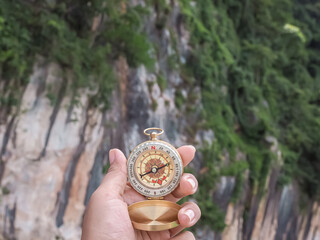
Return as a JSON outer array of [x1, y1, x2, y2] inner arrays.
[[1, 59, 320, 240], [220, 173, 320, 240], [0, 3, 320, 240]]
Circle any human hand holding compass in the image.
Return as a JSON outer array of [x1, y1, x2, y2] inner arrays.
[[82, 141, 201, 240]]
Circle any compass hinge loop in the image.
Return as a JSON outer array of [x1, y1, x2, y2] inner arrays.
[[144, 127, 164, 140]]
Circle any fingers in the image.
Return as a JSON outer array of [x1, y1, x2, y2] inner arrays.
[[177, 145, 196, 167], [165, 173, 198, 202], [171, 231, 195, 240], [98, 149, 127, 200], [170, 202, 201, 237], [123, 145, 197, 204]]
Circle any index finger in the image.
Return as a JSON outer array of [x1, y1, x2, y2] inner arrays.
[[177, 145, 196, 167]]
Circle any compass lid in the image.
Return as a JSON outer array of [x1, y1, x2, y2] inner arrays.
[[128, 200, 181, 231]]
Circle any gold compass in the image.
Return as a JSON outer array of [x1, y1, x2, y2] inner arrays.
[[127, 127, 183, 231]]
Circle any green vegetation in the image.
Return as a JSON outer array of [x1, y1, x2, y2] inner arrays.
[[1, 187, 10, 195], [151, 99, 158, 111], [178, 0, 320, 230], [102, 162, 110, 175], [1, 0, 320, 234], [0, 0, 153, 112], [174, 90, 185, 109], [157, 74, 167, 92]]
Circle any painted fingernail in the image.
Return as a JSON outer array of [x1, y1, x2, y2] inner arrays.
[[109, 149, 116, 164], [184, 209, 195, 222], [187, 177, 196, 190]]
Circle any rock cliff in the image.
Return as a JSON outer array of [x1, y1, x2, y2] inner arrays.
[[0, 0, 320, 240]]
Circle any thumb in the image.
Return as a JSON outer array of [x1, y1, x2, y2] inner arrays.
[[99, 149, 128, 199]]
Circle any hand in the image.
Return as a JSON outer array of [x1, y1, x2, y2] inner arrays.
[[81, 146, 201, 240]]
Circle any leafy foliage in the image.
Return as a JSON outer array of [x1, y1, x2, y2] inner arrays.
[[178, 0, 320, 231], [0, 0, 153, 111]]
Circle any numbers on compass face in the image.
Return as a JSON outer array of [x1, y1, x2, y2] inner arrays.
[[135, 150, 175, 188]]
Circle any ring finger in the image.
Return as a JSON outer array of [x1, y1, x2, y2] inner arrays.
[[164, 173, 198, 202]]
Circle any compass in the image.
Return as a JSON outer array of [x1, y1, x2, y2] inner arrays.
[[127, 127, 183, 231]]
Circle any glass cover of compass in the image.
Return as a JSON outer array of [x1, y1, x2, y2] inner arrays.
[[127, 128, 183, 198]]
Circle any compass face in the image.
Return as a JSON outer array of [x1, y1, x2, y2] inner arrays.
[[128, 141, 183, 198]]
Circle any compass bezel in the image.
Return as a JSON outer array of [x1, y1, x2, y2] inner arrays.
[[127, 140, 183, 198]]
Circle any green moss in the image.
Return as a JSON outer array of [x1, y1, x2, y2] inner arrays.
[[157, 74, 167, 92], [174, 90, 185, 109], [102, 162, 110, 175], [0, 94, 19, 107], [2, 187, 10, 195], [167, 53, 179, 70], [193, 142, 228, 230], [147, 81, 154, 93], [151, 99, 158, 111]]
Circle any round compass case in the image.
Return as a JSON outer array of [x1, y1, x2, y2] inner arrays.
[[127, 128, 183, 231]]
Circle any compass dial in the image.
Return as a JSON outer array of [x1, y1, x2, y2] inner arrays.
[[128, 141, 183, 198], [136, 150, 174, 188]]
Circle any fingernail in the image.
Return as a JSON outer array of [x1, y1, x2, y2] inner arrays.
[[188, 145, 196, 152], [187, 177, 196, 189], [109, 149, 116, 164], [184, 209, 195, 222]]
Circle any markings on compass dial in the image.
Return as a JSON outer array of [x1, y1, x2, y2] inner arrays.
[[136, 149, 174, 188], [151, 176, 166, 185], [128, 142, 183, 198]]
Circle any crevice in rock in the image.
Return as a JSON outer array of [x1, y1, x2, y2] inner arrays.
[[36, 72, 48, 98], [83, 108, 127, 208], [33, 67, 48, 109], [287, 217, 298, 240], [312, 226, 318, 240], [83, 115, 108, 206], [55, 108, 89, 227], [243, 193, 260, 240], [39, 81, 66, 159], [65, 89, 76, 124], [83, 141, 106, 206], [262, 169, 279, 224], [303, 203, 314, 240], [275, 186, 295, 239], [3, 201, 16, 240], [126, 70, 149, 129], [0, 115, 15, 183], [212, 177, 235, 212]]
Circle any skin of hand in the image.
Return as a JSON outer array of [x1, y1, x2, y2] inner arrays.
[[82, 145, 201, 240]]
